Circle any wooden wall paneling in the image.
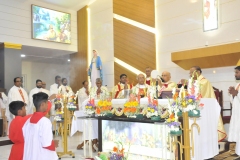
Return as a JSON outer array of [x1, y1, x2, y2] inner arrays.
[[70, 6, 88, 93], [113, 0, 155, 27], [114, 19, 156, 72], [114, 62, 138, 86]]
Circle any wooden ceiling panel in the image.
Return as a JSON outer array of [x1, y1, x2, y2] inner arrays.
[[172, 43, 240, 69]]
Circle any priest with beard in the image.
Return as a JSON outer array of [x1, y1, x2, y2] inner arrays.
[[59, 78, 74, 96], [228, 66, 240, 156], [28, 79, 50, 114]]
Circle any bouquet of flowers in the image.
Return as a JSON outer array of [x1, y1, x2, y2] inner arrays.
[[67, 95, 77, 111], [85, 98, 96, 116], [166, 112, 181, 135], [96, 98, 114, 116], [146, 97, 158, 118], [98, 142, 130, 160], [123, 94, 140, 118], [54, 94, 62, 111]]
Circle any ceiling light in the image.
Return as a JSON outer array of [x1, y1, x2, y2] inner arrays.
[[68, 59, 70, 62], [236, 39, 239, 41], [21, 54, 26, 57], [213, 70, 216, 73]]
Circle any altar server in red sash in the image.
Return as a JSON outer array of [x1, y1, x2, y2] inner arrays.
[[8, 99, 54, 160], [112, 74, 133, 99], [23, 92, 58, 160]]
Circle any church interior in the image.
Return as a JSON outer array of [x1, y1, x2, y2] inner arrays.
[[0, 0, 240, 160]]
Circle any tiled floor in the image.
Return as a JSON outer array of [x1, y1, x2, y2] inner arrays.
[[0, 132, 98, 160]]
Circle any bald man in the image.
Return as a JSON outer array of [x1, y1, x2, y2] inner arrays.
[[158, 71, 176, 90], [145, 67, 153, 85], [131, 74, 150, 98]]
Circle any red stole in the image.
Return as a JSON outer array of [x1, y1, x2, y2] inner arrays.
[[18, 89, 25, 102], [114, 84, 133, 98]]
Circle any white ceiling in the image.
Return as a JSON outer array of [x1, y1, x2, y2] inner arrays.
[[21, 45, 76, 64], [35, 0, 95, 10]]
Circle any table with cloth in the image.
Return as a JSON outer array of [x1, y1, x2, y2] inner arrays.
[[70, 98, 220, 159]]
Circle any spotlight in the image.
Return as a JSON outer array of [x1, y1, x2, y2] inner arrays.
[[21, 54, 26, 57]]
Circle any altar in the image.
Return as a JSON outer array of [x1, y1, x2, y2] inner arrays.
[[71, 98, 220, 160]]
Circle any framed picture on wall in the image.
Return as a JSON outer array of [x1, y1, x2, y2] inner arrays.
[[31, 4, 71, 44], [203, 0, 218, 32]]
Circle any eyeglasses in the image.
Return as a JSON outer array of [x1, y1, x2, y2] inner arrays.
[[15, 81, 22, 82]]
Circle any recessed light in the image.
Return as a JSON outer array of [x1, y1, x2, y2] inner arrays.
[[68, 59, 70, 62], [213, 70, 216, 73], [21, 54, 26, 57], [236, 39, 239, 41]]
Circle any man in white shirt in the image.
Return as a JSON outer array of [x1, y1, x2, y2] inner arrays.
[[6, 77, 28, 133], [28, 79, 50, 114], [50, 76, 62, 116], [0, 92, 8, 117], [59, 78, 74, 96], [228, 66, 240, 155], [78, 80, 89, 109], [90, 78, 109, 99], [42, 81, 50, 95]]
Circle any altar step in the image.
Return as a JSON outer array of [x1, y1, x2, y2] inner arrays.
[[214, 142, 240, 160]]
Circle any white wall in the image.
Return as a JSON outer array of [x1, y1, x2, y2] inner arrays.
[[0, 0, 77, 52], [22, 61, 70, 93], [156, 0, 240, 115], [89, 0, 114, 90]]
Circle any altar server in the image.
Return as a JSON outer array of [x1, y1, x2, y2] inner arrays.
[[23, 92, 58, 160], [6, 77, 28, 133], [8, 101, 31, 160], [8, 99, 53, 160], [228, 66, 240, 155], [112, 74, 133, 99], [28, 79, 50, 114]]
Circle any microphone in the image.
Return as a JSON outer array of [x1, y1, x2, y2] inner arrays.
[[156, 80, 158, 99]]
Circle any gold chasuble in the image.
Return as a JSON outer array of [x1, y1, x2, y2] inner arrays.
[[112, 83, 133, 99], [198, 75, 227, 141]]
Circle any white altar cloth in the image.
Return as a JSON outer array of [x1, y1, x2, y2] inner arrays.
[[190, 98, 220, 160]]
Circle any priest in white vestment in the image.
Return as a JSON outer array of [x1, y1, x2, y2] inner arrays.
[[59, 78, 74, 97], [0, 92, 8, 117], [90, 78, 109, 99], [50, 76, 62, 116], [228, 66, 240, 155], [42, 81, 50, 95], [132, 74, 150, 97], [78, 80, 89, 109], [6, 77, 28, 133], [28, 79, 50, 114]]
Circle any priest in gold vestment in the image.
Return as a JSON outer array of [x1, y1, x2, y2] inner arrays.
[[112, 74, 133, 99], [187, 66, 227, 142]]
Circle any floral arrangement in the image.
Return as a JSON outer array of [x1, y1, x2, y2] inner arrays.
[[96, 98, 114, 116], [85, 98, 96, 116], [166, 71, 204, 134], [54, 115, 62, 121], [67, 95, 77, 111], [146, 97, 158, 118], [123, 94, 140, 117], [98, 142, 130, 160]]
